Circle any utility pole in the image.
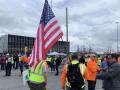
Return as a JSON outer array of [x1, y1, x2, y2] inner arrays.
[[66, 8, 68, 42], [51, 0, 52, 9], [116, 22, 119, 54], [66, 8, 69, 54]]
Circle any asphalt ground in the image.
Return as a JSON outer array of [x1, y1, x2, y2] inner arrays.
[[0, 69, 103, 90]]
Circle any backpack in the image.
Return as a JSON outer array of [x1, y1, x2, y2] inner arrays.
[[67, 63, 84, 89]]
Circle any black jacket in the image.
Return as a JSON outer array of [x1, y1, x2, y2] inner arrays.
[[96, 61, 120, 90]]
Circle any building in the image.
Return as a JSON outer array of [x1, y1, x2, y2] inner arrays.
[[0, 34, 70, 54]]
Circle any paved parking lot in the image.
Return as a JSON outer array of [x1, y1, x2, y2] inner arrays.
[[0, 69, 103, 90]]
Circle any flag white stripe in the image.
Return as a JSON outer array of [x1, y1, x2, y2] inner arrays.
[[44, 23, 59, 39], [45, 30, 62, 48], [29, 47, 34, 65], [44, 17, 56, 31], [30, 47, 35, 68], [33, 32, 38, 68], [39, 25, 42, 60]]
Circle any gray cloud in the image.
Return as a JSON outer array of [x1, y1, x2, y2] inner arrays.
[[0, 0, 120, 52]]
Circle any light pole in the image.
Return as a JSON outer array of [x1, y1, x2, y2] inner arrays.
[[116, 22, 119, 53]]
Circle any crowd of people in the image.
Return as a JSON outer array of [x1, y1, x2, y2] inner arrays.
[[0, 53, 29, 76], [1, 52, 120, 90], [24, 53, 120, 90], [46, 56, 62, 75], [60, 54, 120, 90]]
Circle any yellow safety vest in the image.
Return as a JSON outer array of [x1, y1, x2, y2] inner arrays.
[[47, 57, 51, 62], [97, 58, 101, 66], [29, 61, 45, 84]]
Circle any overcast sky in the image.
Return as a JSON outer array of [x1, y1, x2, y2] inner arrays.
[[0, 0, 120, 52]]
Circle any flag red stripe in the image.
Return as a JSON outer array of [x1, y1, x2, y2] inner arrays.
[[44, 26, 60, 44], [44, 20, 58, 35], [45, 32, 63, 53], [42, 23, 46, 60]]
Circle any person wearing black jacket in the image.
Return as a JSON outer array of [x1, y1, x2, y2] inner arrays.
[[55, 56, 61, 75], [96, 56, 120, 90], [14, 54, 19, 69]]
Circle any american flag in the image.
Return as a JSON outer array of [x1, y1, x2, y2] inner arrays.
[[29, 0, 63, 69]]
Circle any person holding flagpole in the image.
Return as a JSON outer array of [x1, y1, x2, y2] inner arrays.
[[27, 0, 63, 90], [28, 60, 48, 90]]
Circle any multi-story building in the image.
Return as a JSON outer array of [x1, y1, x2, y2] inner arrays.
[[0, 34, 70, 54]]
